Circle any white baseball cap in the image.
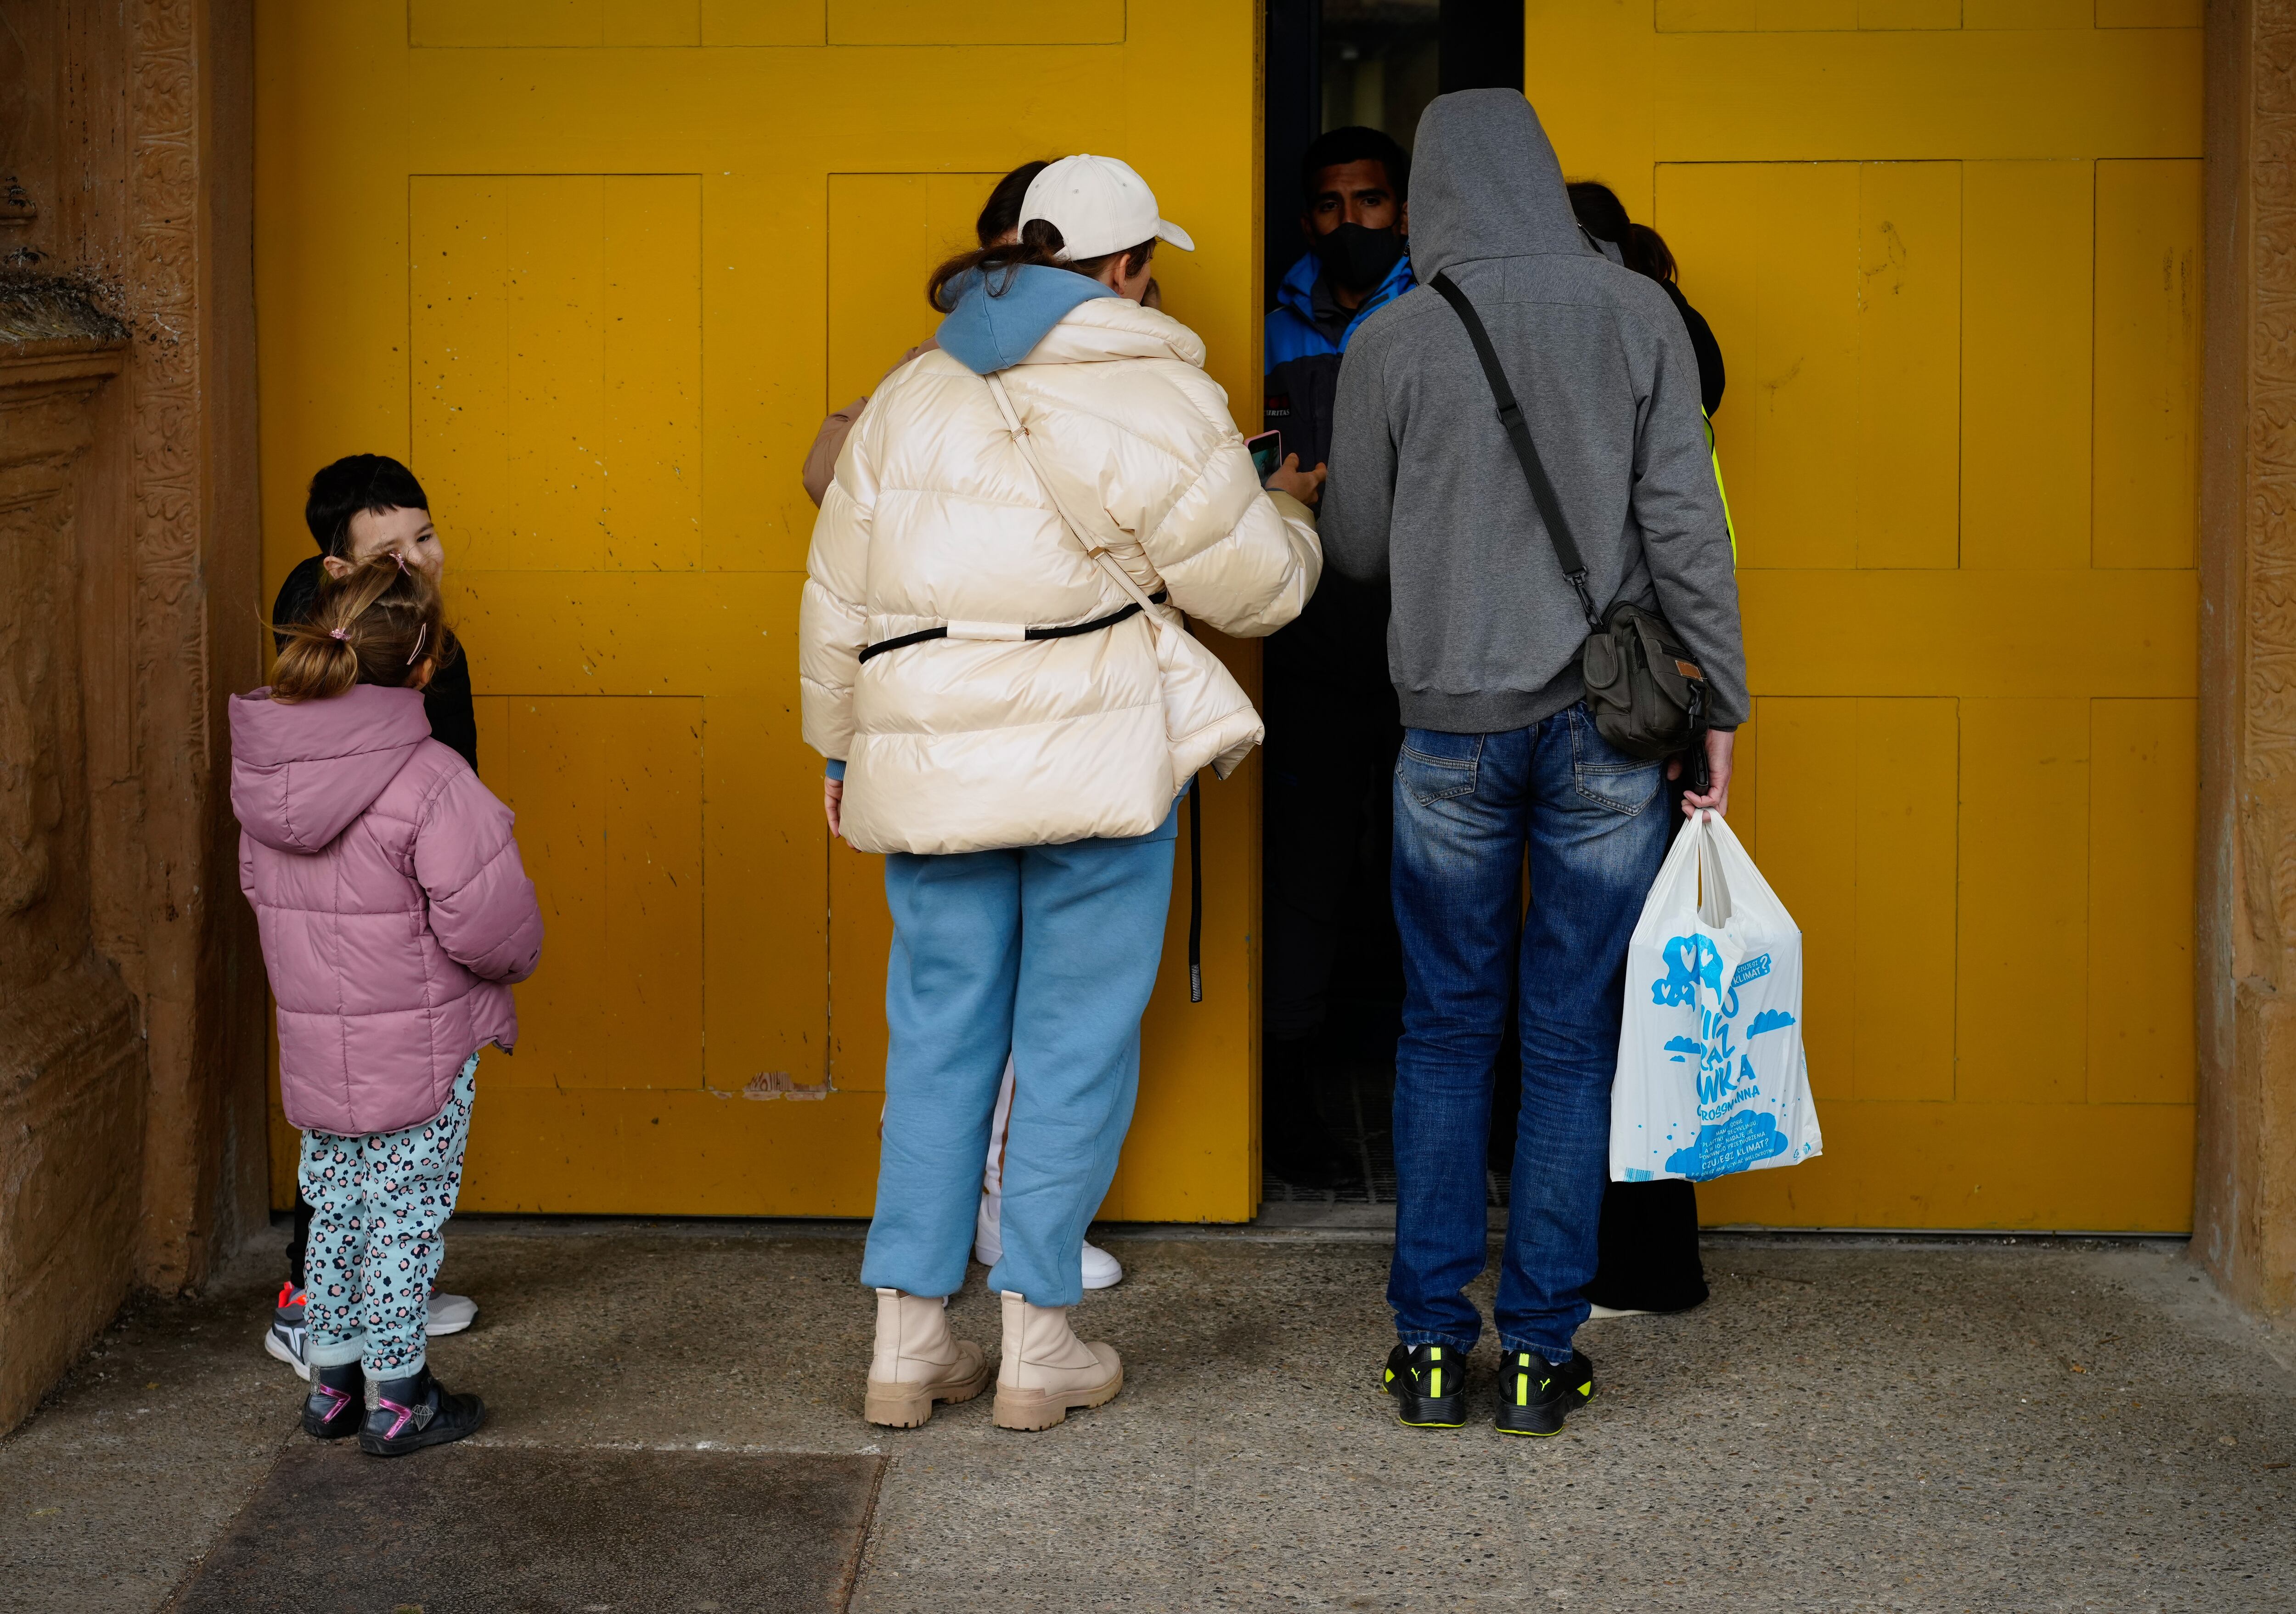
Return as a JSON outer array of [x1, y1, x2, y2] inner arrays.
[[1019, 154, 1196, 262]]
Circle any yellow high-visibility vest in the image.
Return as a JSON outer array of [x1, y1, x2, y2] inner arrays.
[[1705, 413, 1736, 562]]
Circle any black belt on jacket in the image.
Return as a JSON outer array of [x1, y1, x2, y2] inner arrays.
[[850, 587, 1206, 1006], [856, 591, 1168, 665]]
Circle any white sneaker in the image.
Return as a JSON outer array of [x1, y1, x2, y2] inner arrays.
[[264, 1281, 310, 1381], [1585, 1303, 1652, 1320], [427, 1292, 478, 1336], [1080, 1241, 1124, 1290], [974, 1190, 1002, 1268], [974, 1190, 1123, 1289]]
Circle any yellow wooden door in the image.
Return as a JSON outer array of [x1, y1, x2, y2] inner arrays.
[[1531, 2, 2201, 1230], [255, 0, 1267, 1219]]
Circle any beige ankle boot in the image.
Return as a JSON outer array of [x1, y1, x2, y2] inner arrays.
[[992, 1289, 1123, 1431], [864, 1288, 990, 1428]]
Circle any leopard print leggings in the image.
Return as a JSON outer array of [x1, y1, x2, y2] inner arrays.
[[298, 1054, 478, 1377]]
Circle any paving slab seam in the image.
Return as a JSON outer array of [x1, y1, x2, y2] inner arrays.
[[836, 1452, 890, 1613], [520, 1441, 907, 1459], [427, 1212, 2203, 1252]]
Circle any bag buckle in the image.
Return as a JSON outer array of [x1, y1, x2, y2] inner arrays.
[[1568, 570, 1601, 630]]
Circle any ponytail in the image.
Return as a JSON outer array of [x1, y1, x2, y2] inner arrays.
[[1623, 223, 1677, 286], [925, 217, 1155, 313], [270, 556, 453, 704]]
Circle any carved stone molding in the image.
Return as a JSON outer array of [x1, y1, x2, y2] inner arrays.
[[96, 0, 267, 1291], [0, 338, 142, 1435], [0, 350, 120, 923], [0, 0, 263, 1431]]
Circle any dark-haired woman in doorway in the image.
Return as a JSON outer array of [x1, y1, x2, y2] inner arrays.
[[1567, 180, 1727, 1319]]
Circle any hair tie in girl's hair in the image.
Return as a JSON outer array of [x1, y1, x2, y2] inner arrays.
[[407, 622, 428, 665], [392, 550, 409, 572], [329, 628, 349, 641]]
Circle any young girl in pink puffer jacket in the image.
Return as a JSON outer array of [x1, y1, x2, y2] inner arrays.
[[232, 557, 542, 1458]]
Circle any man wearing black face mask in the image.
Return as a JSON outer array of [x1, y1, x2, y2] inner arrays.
[[1257, 126, 1414, 1189], [1266, 126, 1414, 475]]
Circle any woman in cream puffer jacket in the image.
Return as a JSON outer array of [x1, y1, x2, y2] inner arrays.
[[804, 157, 1319, 1434], [801, 296, 1320, 855]]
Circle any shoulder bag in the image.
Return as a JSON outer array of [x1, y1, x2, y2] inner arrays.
[[1427, 271, 1712, 786]]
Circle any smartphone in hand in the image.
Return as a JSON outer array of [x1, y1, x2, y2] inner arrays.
[[1245, 429, 1283, 485]]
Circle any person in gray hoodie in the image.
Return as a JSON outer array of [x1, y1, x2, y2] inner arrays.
[[1322, 90, 1745, 1437]]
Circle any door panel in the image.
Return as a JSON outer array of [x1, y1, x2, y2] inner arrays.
[[408, 0, 703, 49], [488, 696, 704, 1092], [413, 175, 704, 573], [1752, 697, 1957, 1106], [1533, 0, 2200, 1230], [1657, 160, 1959, 569], [1657, 0, 1964, 32], [257, 0, 1265, 1218], [1954, 697, 2091, 1107], [827, 1, 1127, 46], [2085, 699, 2196, 1105], [2093, 160, 2202, 569], [1961, 161, 2092, 570]]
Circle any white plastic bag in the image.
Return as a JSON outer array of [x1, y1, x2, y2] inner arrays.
[[1610, 810, 1821, 1184]]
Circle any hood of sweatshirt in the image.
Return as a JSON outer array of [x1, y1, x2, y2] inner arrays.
[[935, 264, 1118, 375], [230, 683, 432, 853], [1407, 89, 1589, 284]]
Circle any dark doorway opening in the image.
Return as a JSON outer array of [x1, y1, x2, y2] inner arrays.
[[1256, 1, 1524, 1211]]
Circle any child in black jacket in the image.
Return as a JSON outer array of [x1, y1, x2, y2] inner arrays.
[[262, 454, 484, 1377]]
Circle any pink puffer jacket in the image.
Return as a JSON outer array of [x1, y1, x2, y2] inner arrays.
[[231, 683, 543, 1136]]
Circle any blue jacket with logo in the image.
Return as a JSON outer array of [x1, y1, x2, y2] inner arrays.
[[1261, 248, 1415, 726], [1262, 248, 1415, 474]]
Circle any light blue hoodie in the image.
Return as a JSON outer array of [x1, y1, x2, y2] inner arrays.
[[934, 265, 1114, 376]]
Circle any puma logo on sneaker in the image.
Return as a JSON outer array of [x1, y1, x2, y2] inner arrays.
[[1494, 1348, 1595, 1438], [1383, 1342, 1465, 1429]]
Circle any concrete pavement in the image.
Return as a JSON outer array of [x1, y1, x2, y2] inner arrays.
[[2, 1222, 2291, 1612]]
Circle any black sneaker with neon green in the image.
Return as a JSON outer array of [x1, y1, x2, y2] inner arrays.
[[1382, 1341, 1465, 1428], [1494, 1348, 1594, 1436]]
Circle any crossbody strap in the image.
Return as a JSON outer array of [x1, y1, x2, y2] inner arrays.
[[984, 371, 1171, 628], [983, 368, 1206, 1005], [1427, 271, 1601, 630]]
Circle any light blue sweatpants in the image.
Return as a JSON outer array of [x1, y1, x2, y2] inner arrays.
[[861, 810, 1176, 1309]]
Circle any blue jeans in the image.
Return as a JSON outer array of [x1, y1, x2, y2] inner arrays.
[[1387, 704, 1669, 1361], [860, 809, 1176, 1309]]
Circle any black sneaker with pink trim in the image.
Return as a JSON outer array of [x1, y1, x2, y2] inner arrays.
[[301, 1360, 363, 1440], [358, 1366, 484, 1458]]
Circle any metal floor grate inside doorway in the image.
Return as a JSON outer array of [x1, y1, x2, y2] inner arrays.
[[1260, 1050, 1516, 1211]]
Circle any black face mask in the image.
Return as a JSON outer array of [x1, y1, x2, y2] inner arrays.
[[1312, 222, 1405, 293]]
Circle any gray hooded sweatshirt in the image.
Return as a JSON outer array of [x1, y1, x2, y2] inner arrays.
[[1322, 91, 1747, 734]]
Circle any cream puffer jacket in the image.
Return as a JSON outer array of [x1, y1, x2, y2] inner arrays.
[[800, 297, 1322, 856]]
